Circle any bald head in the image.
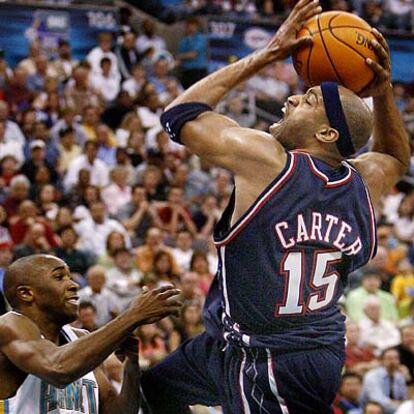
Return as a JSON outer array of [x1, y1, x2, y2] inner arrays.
[[3, 254, 65, 308]]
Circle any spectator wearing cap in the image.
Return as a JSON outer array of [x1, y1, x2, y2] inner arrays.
[[359, 296, 401, 357], [176, 17, 208, 89], [90, 57, 120, 104], [79, 265, 119, 327], [116, 32, 143, 79], [2, 175, 30, 221], [87, 32, 120, 81], [106, 247, 142, 311], [57, 127, 82, 174], [101, 166, 132, 216], [0, 121, 24, 167], [64, 66, 103, 115], [64, 140, 109, 191], [52, 39, 78, 83], [346, 268, 399, 322], [54, 225, 91, 281], [20, 138, 58, 184], [74, 200, 130, 257], [360, 348, 407, 414], [0, 100, 25, 147]]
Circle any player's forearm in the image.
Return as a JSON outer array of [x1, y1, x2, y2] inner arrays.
[[52, 312, 140, 386], [167, 49, 277, 109], [108, 359, 141, 413], [371, 87, 410, 174]]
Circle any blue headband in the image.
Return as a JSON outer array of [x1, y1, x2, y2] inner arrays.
[[320, 82, 355, 158]]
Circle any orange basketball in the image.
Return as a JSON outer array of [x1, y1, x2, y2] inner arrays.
[[292, 11, 379, 93]]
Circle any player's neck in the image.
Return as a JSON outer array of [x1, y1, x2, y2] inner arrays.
[[19, 309, 62, 344], [301, 148, 342, 167]]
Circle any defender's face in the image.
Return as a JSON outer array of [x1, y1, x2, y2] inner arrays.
[[269, 87, 325, 149], [35, 258, 80, 324]]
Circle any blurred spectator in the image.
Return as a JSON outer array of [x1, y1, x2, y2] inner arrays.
[[57, 127, 82, 174], [176, 17, 208, 89], [0, 206, 11, 245], [115, 111, 143, 147], [98, 230, 128, 269], [106, 247, 142, 311], [76, 301, 98, 332], [0, 100, 25, 147], [87, 32, 120, 81], [136, 85, 163, 130], [79, 264, 119, 327], [101, 166, 132, 216], [54, 225, 91, 280], [137, 323, 168, 369], [333, 372, 362, 414], [13, 222, 54, 259], [90, 57, 120, 104], [4, 67, 33, 115], [363, 401, 385, 414], [95, 124, 117, 167], [0, 49, 12, 90], [2, 175, 30, 221], [64, 140, 110, 191], [51, 107, 86, 146], [391, 259, 414, 318], [74, 200, 130, 257], [393, 193, 414, 244], [117, 32, 142, 79], [177, 271, 204, 306], [384, 0, 413, 31], [101, 90, 134, 130], [190, 250, 213, 295], [360, 348, 407, 414], [346, 269, 399, 322], [396, 324, 414, 381], [362, 0, 388, 30], [64, 66, 103, 115], [359, 296, 401, 356], [149, 58, 183, 101], [0, 241, 13, 294], [0, 121, 24, 166], [21, 139, 58, 184], [26, 54, 55, 93], [122, 63, 147, 99], [192, 194, 220, 238], [136, 19, 167, 59], [345, 321, 378, 376], [150, 250, 179, 285], [52, 39, 78, 83], [18, 41, 41, 76], [396, 399, 414, 413], [172, 230, 194, 271], [116, 185, 160, 246]]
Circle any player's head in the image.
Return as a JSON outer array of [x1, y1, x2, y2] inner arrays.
[[269, 83, 372, 159], [3, 254, 80, 325]]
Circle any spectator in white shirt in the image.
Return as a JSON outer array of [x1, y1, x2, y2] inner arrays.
[[87, 31, 120, 81], [90, 57, 120, 104], [0, 121, 24, 167], [106, 247, 142, 311], [64, 140, 109, 191], [122, 63, 147, 100], [172, 230, 194, 272], [101, 166, 132, 216], [79, 264, 119, 327], [136, 19, 167, 58], [359, 295, 401, 357], [75, 200, 130, 257], [0, 101, 25, 147]]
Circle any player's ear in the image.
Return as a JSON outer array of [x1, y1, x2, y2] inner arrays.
[[16, 285, 35, 304], [315, 125, 339, 144]]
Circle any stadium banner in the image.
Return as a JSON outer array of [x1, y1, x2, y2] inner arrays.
[[208, 17, 414, 82], [0, 2, 118, 67]]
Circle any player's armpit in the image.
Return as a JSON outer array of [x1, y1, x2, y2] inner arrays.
[[349, 152, 404, 205], [181, 112, 286, 174]]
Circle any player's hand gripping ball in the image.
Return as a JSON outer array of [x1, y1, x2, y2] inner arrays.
[[292, 11, 380, 93]]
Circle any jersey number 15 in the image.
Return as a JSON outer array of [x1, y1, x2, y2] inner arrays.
[[276, 250, 342, 316]]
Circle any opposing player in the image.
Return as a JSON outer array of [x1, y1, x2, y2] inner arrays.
[[0, 254, 181, 413], [140, 0, 410, 413]]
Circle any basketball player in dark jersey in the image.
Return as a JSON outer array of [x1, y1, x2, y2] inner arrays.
[[140, 0, 410, 413]]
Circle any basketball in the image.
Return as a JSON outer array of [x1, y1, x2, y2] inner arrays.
[[292, 11, 379, 93]]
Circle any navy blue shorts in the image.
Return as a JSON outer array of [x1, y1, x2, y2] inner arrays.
[[141, 332, 344, 414]]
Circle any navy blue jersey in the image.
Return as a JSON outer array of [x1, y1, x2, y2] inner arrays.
[[204, 150, 377, 351]]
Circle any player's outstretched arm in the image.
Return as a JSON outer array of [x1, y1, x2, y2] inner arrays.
[[161, 0, 321, 173], [353, 29, 410, 205], [0, 286, 181, 388]]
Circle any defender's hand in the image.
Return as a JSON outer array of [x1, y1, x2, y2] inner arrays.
[[266, 0, 321, 61], [361, 28, 392, 98], [129, 285, 181, 325]]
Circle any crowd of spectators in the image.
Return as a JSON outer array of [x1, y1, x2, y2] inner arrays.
[[0, 3, 414, 413], [134, 0, 414, 31]]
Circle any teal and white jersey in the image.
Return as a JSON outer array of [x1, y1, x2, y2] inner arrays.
[[0, 325, 99, 414]]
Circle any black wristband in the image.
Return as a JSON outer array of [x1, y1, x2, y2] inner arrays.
[[160, 102, 212, 144]]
